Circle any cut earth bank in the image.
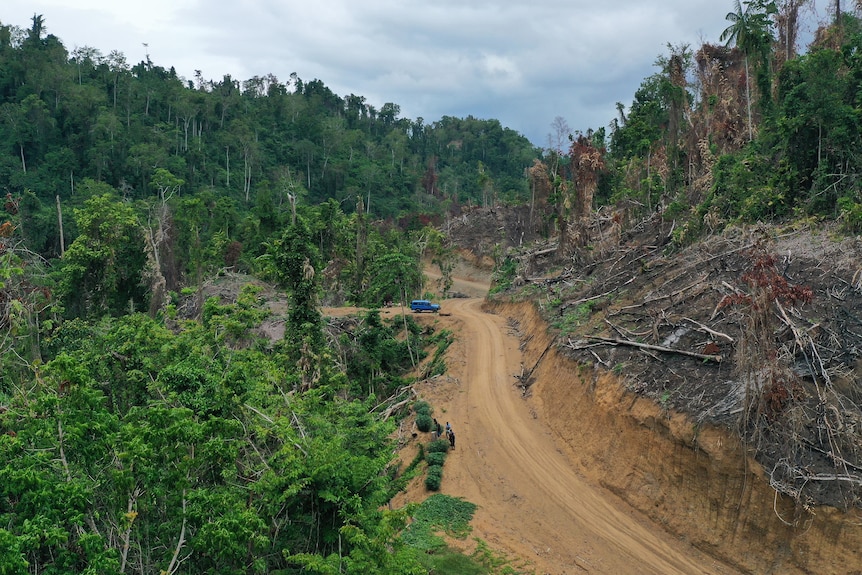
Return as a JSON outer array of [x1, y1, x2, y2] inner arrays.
[[393, 291, 862, 574]]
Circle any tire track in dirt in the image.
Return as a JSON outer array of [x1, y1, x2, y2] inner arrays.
[[436, 297, 738, 574]]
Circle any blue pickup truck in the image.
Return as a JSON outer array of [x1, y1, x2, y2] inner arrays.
[[409, 299, 440, 313]]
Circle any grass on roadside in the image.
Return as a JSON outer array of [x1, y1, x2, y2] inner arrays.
[[401, 494, 530, 574]]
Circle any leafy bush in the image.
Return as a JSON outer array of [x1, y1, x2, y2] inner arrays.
[[341, 310, 429, 397], [387, 444, 426, 499], [427, 439, 451, 453], [551, 300, 595, 336], [420, 551, 484, 575], [839, 198, 862, 233], [425, 464, 443, 491], [416, 413, 434, 432], [422, 329, 453, 378], [426, 451, 447, 466], [413, 400, 431, 416], [490, 256, 519, 295]]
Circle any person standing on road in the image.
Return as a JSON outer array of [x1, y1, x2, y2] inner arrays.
[[433, 418, 442, 439], [448, 428, 456, 449]]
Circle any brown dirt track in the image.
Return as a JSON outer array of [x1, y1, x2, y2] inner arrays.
[[395, 294, 741, 575]]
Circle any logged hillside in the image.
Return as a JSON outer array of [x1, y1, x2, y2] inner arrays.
[[466, 206, 862, 513]]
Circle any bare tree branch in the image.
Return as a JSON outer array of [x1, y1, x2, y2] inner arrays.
[[574, 335, 722, 362]]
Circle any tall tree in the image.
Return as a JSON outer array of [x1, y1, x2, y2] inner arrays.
[[145, 168, 183, 313], [659, 43, 693, 187], [527, 158, 552, 235], [563, 134, 605, 258], [273, 215, 324, 389], [363, 251, 422, 307], [59, 192, 148, 317], [720, 0, 777, 141]]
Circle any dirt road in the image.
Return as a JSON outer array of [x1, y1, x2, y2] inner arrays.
[[415, 297, 739, 574]]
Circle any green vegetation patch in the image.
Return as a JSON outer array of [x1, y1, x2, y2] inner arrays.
[[416, 412, 434, 432], [489, 256, 519, 295], [471, 538, 528, 575], [387, 443, 426, 499], [413, 400, 432, 416], [401, 494, 477, 551], [427, 438, 451, 453], [551, 300, 596, 335], [425, 464, 443, 491], [420, 550, 486, 575], [426, 451, 447, 466], [422, 328, 454, 378]]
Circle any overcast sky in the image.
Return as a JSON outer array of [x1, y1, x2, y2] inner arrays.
[[4, 1, 832, 147]]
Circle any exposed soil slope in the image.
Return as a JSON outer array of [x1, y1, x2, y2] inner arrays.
[[510, 223, 862, 511], [441, 207, 862, 512]]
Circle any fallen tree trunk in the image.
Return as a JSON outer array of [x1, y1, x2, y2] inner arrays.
[[572, 335, 722, 363]]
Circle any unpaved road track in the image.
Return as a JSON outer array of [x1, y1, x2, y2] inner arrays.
[[426, 297, 739, 575]]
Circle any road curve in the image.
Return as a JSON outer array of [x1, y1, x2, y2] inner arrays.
[[436, 297, 735, 575]]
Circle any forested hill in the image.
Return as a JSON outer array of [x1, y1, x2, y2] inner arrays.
[[0, 14, 542, 571], [0, 18, 537, 572], [0, 15, 538, 258]]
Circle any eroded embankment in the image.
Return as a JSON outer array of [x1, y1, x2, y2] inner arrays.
[[487, 299, 862, 575]]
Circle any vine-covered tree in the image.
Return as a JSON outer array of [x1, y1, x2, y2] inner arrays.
[[272, 214, 325, 389]]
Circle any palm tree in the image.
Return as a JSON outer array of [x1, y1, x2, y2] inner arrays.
[[720, 0, 776, 141]]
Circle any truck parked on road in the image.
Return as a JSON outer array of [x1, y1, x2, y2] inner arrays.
[[410, 299, 440, 313]]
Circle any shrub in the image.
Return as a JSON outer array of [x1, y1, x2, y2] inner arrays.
[[427, 439, 451, 453], [489, 256, 518, 295], [413, 400, 431, 416], [839, 198, 862, 233], [425, 464, 443, 491], [422, 330, 453, 378], [416, 413, 433, 432], [426, 451, 447, 466]]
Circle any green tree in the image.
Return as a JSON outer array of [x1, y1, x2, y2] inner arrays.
[[363, 252, 422, 307], [773, 37, 862, 212], [59, 193, 147, 317]]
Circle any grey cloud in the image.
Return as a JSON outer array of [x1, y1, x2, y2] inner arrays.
[[4, 0, 827, 145]]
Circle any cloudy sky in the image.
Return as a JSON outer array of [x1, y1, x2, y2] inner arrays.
[[4, 1, 831, 147]]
